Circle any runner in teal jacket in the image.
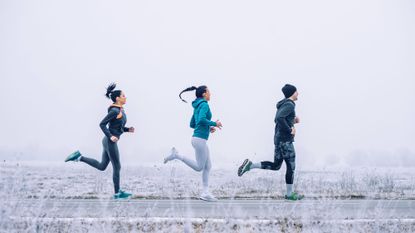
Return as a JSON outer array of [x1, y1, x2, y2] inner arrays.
[[190, 98, 217, 140]]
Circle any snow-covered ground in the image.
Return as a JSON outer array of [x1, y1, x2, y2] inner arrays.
[[1, 161, 415, 232]]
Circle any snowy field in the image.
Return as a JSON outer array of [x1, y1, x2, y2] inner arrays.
[[1, 161, 415, 232]]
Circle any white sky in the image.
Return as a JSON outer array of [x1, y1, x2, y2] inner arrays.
[[1, 0, 414, 168]]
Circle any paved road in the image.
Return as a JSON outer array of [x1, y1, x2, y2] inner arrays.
[[8, 199, 415, 220]]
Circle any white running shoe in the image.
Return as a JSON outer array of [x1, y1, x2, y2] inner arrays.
[[200, 192, 218, 202], [164, 147, 178, 164]]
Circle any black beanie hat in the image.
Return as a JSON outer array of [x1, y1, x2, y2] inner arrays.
[[282, 84, 297, 98]]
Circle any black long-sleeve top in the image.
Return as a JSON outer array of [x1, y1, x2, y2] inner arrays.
[[100, 105, 129, 139]]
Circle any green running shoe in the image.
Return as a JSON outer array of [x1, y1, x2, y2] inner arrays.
[[113, 190, 132, 199], [284, 192, 304, 201], [238, 159, 252, 177], [65, 150, 81, 162]]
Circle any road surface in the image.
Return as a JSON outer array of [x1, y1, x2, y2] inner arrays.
[[8, 199, 415, 220]]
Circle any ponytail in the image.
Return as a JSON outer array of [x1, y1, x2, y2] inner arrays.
[[105, 83, 116, 99], [105, 83, 122, 103], [179, 86, 197, 103], [179, 85, 208, 103]]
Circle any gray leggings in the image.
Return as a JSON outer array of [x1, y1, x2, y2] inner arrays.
[[177, 137, 211, 189], [80, 137, 121, 194]]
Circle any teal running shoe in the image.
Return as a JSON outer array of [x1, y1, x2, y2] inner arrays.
[[238, 159, 252, 177], [65, 150, 81, 162], [113, 190, 132, 199]]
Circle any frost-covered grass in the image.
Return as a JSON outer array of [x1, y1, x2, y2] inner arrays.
[[1, 161, 415, 232], [1, 161, 413, 200]]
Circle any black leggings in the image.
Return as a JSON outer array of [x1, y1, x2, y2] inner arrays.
[[260, 142, 296, 184], [80, 137, 121, 193]]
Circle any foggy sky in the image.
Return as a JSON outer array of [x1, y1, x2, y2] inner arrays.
[[1, 0, 414, 168]]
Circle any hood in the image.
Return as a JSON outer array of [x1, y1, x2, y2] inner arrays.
[[108, 104, 124, 119], [276, 98, 295, 109], [192, 98, 207, 109], [109, 104, 123, 110]]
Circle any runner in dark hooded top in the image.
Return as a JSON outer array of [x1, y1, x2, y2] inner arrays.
[[237, 84, 304, 201]]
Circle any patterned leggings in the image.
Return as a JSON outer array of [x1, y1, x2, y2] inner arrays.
[[260, 141, 296, 184]]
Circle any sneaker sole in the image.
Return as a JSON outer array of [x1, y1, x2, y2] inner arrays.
[[284, 196, 305, 201], [238, 159, 249, 177], [113, 195, 132, 200], [164, 156, 174, 164]]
